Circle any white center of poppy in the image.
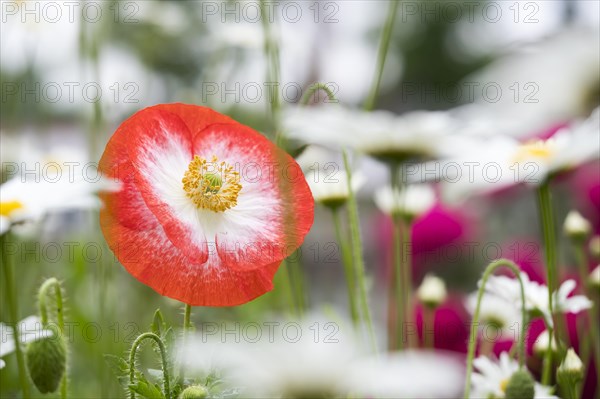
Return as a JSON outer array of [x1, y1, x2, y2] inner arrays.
[[182, 155, 242, 212]]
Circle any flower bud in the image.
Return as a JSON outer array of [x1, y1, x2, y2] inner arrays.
[[26, 325, 66, 393], [417, 274, 447, 308], [504, 370, 535, 399], [589, 265, 600, 289], [589, 236, 600, 260], [557, 348, 584, 382], [179, 385, 208, 399], [564, 211, 591, 241], [533, 330, 559, 357]]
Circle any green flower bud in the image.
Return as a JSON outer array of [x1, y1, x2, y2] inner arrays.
[[504, 370, 535, 399], [557, 348, 584, 382], [179, 385, 208, 399], [26, 325, 66, 394]]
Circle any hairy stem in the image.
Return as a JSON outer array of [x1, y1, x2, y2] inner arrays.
[[128, 333, 171, 399], [1, 233, 30, 397]]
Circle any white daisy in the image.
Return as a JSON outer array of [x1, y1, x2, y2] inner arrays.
[[465, 293, 521, 341], [0, 175, 113, 231], [282, 106, 461, 163], [374, 184, 436, 220], [484, 275, 593, 326], [433, 108, 599, 203], [348, 350, 465, 399], [0, 316, 53, 369], [181, 315, 464, 398], [471, 352, 558, 399]]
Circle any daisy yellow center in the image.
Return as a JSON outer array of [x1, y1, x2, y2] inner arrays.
[[500, 378, 509, 393], [513, 139, 556, 163], [0, 201, 24, 217], [182, 155, 242, 213]]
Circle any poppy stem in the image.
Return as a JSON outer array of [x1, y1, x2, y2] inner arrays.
[[331, 207, 360, 326], [0, 232, 31, 398], [464, 259, 527, 399], [364, 0, 399, 111], [128, 333, 171, 399], [179, 303, 192, 383], [342, 149, 377, 353], [38, 277, 67, 399]]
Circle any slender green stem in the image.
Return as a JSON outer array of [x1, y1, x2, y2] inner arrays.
[[342, 150, 377, 352], [363, 0, 399, 111], [331, 207, 360, 326], [537, 182, 561, 384], [300, 82, 338, 105], [128, 332, 171, 399], [423, 306, 435, 349], [38, 277, 67, 399], [179, 303, 192, 383], [274, 259, 298, 315], [572, 243, 596, 373], [390, 165, 405, 350], [464, 259, 527, 399], [1, 233, 30, 397], [590, 295, 600, 399], [260, 0, 282, 144], [401, 218, 415, 348]]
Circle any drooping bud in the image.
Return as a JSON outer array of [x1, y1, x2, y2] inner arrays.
[[417, 274, 447, 308], [26, 325, 66, 393], [564, 211, 591, 241], [504, 370, 535, 399], [179, 385, 209, 399]]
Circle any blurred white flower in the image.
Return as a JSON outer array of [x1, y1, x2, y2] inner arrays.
[[563, 210, 592, 239], [417, 274, 447, 308], [0, 316, 53, 369], [484, 275, 593, 326], [180, 315, 464, 398], [436, 109, 600, 203], [533, 330, 559, 357], [465, 293, 520, 340], [348, 350, 465, 399], [471, 352, 557, 399], [282, 106, 461, 163], [374, 184, 436, 220], [463, 28, 600, 138], [306, 168, 364, 209], [0, 175, 115, 231]]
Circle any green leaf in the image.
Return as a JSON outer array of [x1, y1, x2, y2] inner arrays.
[[129, 375, 165, 399], [151, 309, 166, 335], [104, 354, 129, 377]]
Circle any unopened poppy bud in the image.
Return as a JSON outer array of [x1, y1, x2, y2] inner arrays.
[[504, 370, 535, 399], [179, 385, 208, 399], [557, 348, 584, 382], [564, 211, 591, 241], [589, 236, 600, 260], [26, 325, 66, 393], [417, 274, 447, 308]]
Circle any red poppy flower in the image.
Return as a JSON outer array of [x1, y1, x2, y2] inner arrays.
[[99, 104, 314, 306]]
